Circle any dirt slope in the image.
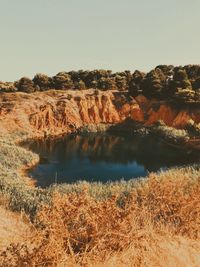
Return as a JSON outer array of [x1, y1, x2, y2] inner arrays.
[[0, 89, 199, 138]]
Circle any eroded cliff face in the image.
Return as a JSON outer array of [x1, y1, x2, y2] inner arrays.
[[135, 95, 200, 128], [0, 90, 143, 137], [146, 104, 200, 128], [0, 89, 199, 138]]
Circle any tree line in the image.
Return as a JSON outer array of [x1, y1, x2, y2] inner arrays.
[[1, 65, 200, 104]]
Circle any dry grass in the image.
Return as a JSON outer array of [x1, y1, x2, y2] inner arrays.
[[0, 206, 31, 251], [0, 132, 199, 266], [0, 169, 199, 267]]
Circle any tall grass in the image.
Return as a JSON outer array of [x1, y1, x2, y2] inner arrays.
[[0, 132, 199, 266], [0, 167, 199, 267]]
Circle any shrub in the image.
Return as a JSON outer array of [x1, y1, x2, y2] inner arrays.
[[1, 64, 200, 105], [16, 77, 35, 93], [0, 168, 199, 267], [74, 80, 86, 90], [175, 88, 195, 103], [185, 120, 200, 137], [152, 124, 190, 144], [52, 72, 74, 90], [33, 73, 52, 91]]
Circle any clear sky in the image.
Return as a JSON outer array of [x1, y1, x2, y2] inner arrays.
[[1, 0, 200, 81]]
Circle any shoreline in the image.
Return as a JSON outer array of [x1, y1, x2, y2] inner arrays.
[[0, 89, 199, 216], [19, 123, 200, 190], [0, 125, 199, 218]]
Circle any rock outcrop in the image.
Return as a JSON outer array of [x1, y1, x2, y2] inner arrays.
[[0, 89, 199, 138], [135, 96, 200, 128]]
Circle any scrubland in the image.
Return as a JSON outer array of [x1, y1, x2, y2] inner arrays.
[[1, 64, 200, 266], [0, 132, 199, 267]]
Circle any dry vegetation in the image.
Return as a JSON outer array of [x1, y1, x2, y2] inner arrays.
[[0, 205, 31, 251], [0, 166, 199, 267], [0, 132, 199, 266], [1, 64, 200, 266]]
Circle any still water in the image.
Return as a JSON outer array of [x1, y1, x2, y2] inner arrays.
[[24, 133, 199, 187]]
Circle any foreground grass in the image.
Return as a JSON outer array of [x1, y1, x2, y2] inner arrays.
[[0, 132, 199, 266], [0, 169, 199, 266], [0, 205, 31, 250]]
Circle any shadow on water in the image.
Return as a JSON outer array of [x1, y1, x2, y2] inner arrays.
[[22, 132, 200, 187]]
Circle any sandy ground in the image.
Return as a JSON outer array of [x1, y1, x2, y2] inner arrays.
[[0, 206, 31, 250]]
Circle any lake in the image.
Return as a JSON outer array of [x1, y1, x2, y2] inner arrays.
[[23, 133, 199, 187]]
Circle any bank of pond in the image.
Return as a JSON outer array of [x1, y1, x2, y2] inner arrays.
[[21, 132, 200, 188]]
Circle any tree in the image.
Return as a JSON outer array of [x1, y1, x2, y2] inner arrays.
[[169, 68, 192, 98], [155, 65, 174, 76], [115, 75, 128, 91], [98, 77, 115, 90], [175, 88, 195, 103], [184, 65, 200, 80], [16, 77, 35, 93], [141, 68, 166, 98], [194, 89, 200, 102], [33, 73, 52, 91], [74, 80, 86, 90], [173, 68, 188, 81], [83, 70, 112, 88], [52, 72, 74, 90], [193, 77, 200, 91], [129, 70, 145, 96]]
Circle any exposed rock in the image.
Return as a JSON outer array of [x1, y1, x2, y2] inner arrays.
[[0, 89, 199, 138], [0, 90, 144, 137], [142, 98, 200, 128], [146, 105, 178, 126], [173, 111, 200, 128]]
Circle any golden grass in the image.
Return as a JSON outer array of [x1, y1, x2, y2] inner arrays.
[[0, 206, 31, 251], [0, 169, 199, 267]]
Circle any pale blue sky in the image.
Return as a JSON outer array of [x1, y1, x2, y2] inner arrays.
[[1, 0, 200, 81]]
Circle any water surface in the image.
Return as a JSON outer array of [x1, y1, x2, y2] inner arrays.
[[24, 133, 199, 187]]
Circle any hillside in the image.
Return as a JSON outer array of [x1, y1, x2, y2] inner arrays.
[[0, 66, 200, 266], [0, 89, 200, 140]]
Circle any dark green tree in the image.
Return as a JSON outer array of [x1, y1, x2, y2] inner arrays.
[[74, 80, 86, 90], [53, 72, 74, 90], [33, 73, 52, 91], [16, 77, 35, 93], [98, 77, 115, 90], [141, 68, 166, 98], [129, 70, 145, 96]]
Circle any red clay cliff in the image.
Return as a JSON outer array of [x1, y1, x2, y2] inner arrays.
[[0, 89, 199, 138]]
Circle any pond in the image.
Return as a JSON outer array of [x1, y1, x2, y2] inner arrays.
[[23, 133, 199, 187]]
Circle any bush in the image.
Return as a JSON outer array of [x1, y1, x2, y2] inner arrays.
[[152, 124, 190, 144], [2, 65, 200, 105], [52, 72, 74, 90], [33, 73, 52, 91], [175, 88, 195, 103], [185, 120, 200, 137], [74, 80, 86, 90], [1, 168, 200, 267], [16, 77, 35, 93]]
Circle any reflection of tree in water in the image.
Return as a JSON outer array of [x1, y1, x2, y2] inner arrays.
[[26, 133, 199, 172]]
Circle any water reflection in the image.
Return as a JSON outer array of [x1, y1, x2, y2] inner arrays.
[[24, 133, 199, 187]]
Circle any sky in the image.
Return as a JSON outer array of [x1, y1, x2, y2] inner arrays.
[[0, 0, 200, 81]]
